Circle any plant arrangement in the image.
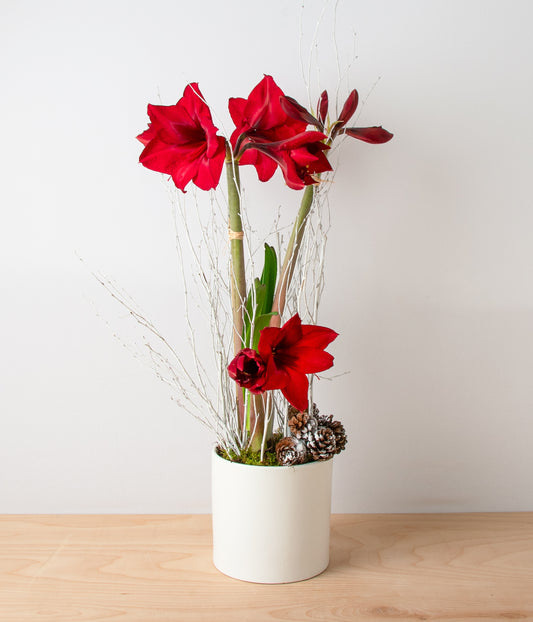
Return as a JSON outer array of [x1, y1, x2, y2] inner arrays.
[[136, 75, 392, 465]]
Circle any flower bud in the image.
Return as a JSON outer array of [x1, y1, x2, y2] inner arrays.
[[317, 90, 328, 125], [227, 348, 268, 393], [337, 89, 359, 126]]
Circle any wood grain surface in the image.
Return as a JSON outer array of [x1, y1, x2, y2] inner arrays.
[[0, 513, 532, 621]]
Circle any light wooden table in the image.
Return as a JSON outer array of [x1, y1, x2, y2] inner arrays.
[[1, 514, 532, 621]]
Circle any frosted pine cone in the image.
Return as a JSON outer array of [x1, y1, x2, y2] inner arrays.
[[276, 437, 307, 466], [318, 414, 348, 454], [288, 403, 319, 421], [288, 406, 318, 442], [307, 426, 337, 461]]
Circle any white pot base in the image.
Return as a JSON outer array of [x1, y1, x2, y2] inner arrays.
[[211, 450, 333, 584], [213, 558, 330, 584]]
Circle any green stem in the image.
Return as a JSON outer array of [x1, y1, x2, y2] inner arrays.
[[249, 394, 265, 453], [271, 184, 315, 326], [226, 153, 246, 428]]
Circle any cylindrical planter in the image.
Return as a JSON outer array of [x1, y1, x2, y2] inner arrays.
[[211, 449, 333, 583]]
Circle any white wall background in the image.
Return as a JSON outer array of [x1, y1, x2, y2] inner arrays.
[[1, 0, 532, 513]]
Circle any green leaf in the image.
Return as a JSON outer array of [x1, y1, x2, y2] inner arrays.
[[251, 312, 277, 350], [243, 278, 266, 348], [260, 244, 277, 315], [242, 245, 278, 348]]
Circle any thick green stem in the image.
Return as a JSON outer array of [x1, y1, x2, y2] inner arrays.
[[271, 184, 315, 327], [226, 155, 246, 428], [249, 394, 265, 453]]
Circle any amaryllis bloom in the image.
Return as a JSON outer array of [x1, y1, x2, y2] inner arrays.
[[229, 75, 307, 182], [137, 83, 226, 192], [228, 348, 268, 393], [257, 314, 338, 411], [245, 131, 332, 190]]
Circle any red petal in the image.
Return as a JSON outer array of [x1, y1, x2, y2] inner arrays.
[[277, 313, 303, 346], [170, 157, 200, 192], [182, 84, 222, 158], [138, 137, 192, 174], [280, 96, 321, 128], [258, 314, 303, 359], [275, 155, 307, 190], [266, 131, 328, 150], [228, 97, 247, 127], [228, 98, 248, 152], [282, 150, 329, 189], [300, 324, 338, 348], [317, 90, 328, 124], [284, 347, 334, 374], [337, 89, 359, 126], [253, 153, 278, 182], [261, 357, 290, 391], [181, 83, 209, 122], [227, 358, 238, 378], [257, 326, 281, 361], [288, 146, 321, 167], [281, 372, 309, 411], [147, 102, 190, 129], [193, 137, 226, 190], [239, 148, 278, 182], [306, 150, 332, 175], [244, 75, 287, 130], [137, 123, 156, 146], [344, 126, 393, 144], [242, 145, 306, 190]]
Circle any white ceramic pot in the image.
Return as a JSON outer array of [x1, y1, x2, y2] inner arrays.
[[211, 449, 333, 583]]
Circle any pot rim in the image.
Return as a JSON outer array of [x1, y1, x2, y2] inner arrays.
[[212, 446, 333, 470]]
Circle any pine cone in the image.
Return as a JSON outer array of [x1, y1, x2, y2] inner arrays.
[[318, 414, 348, 454], [288, 403, 319, 420], [307, 426, 337, 461], [276, 437, 307, 466], [288, 411, 318, 442]]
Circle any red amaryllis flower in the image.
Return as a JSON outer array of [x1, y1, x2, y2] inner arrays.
[[229, 75, 307, 182], [244, 131, 332, 190], [137, 83, 226, 192], [228, 348, 268, 393], [257, 314, 338, 411]]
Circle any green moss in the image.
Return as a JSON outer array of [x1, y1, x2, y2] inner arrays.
[[217, 431, 283, 466]]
